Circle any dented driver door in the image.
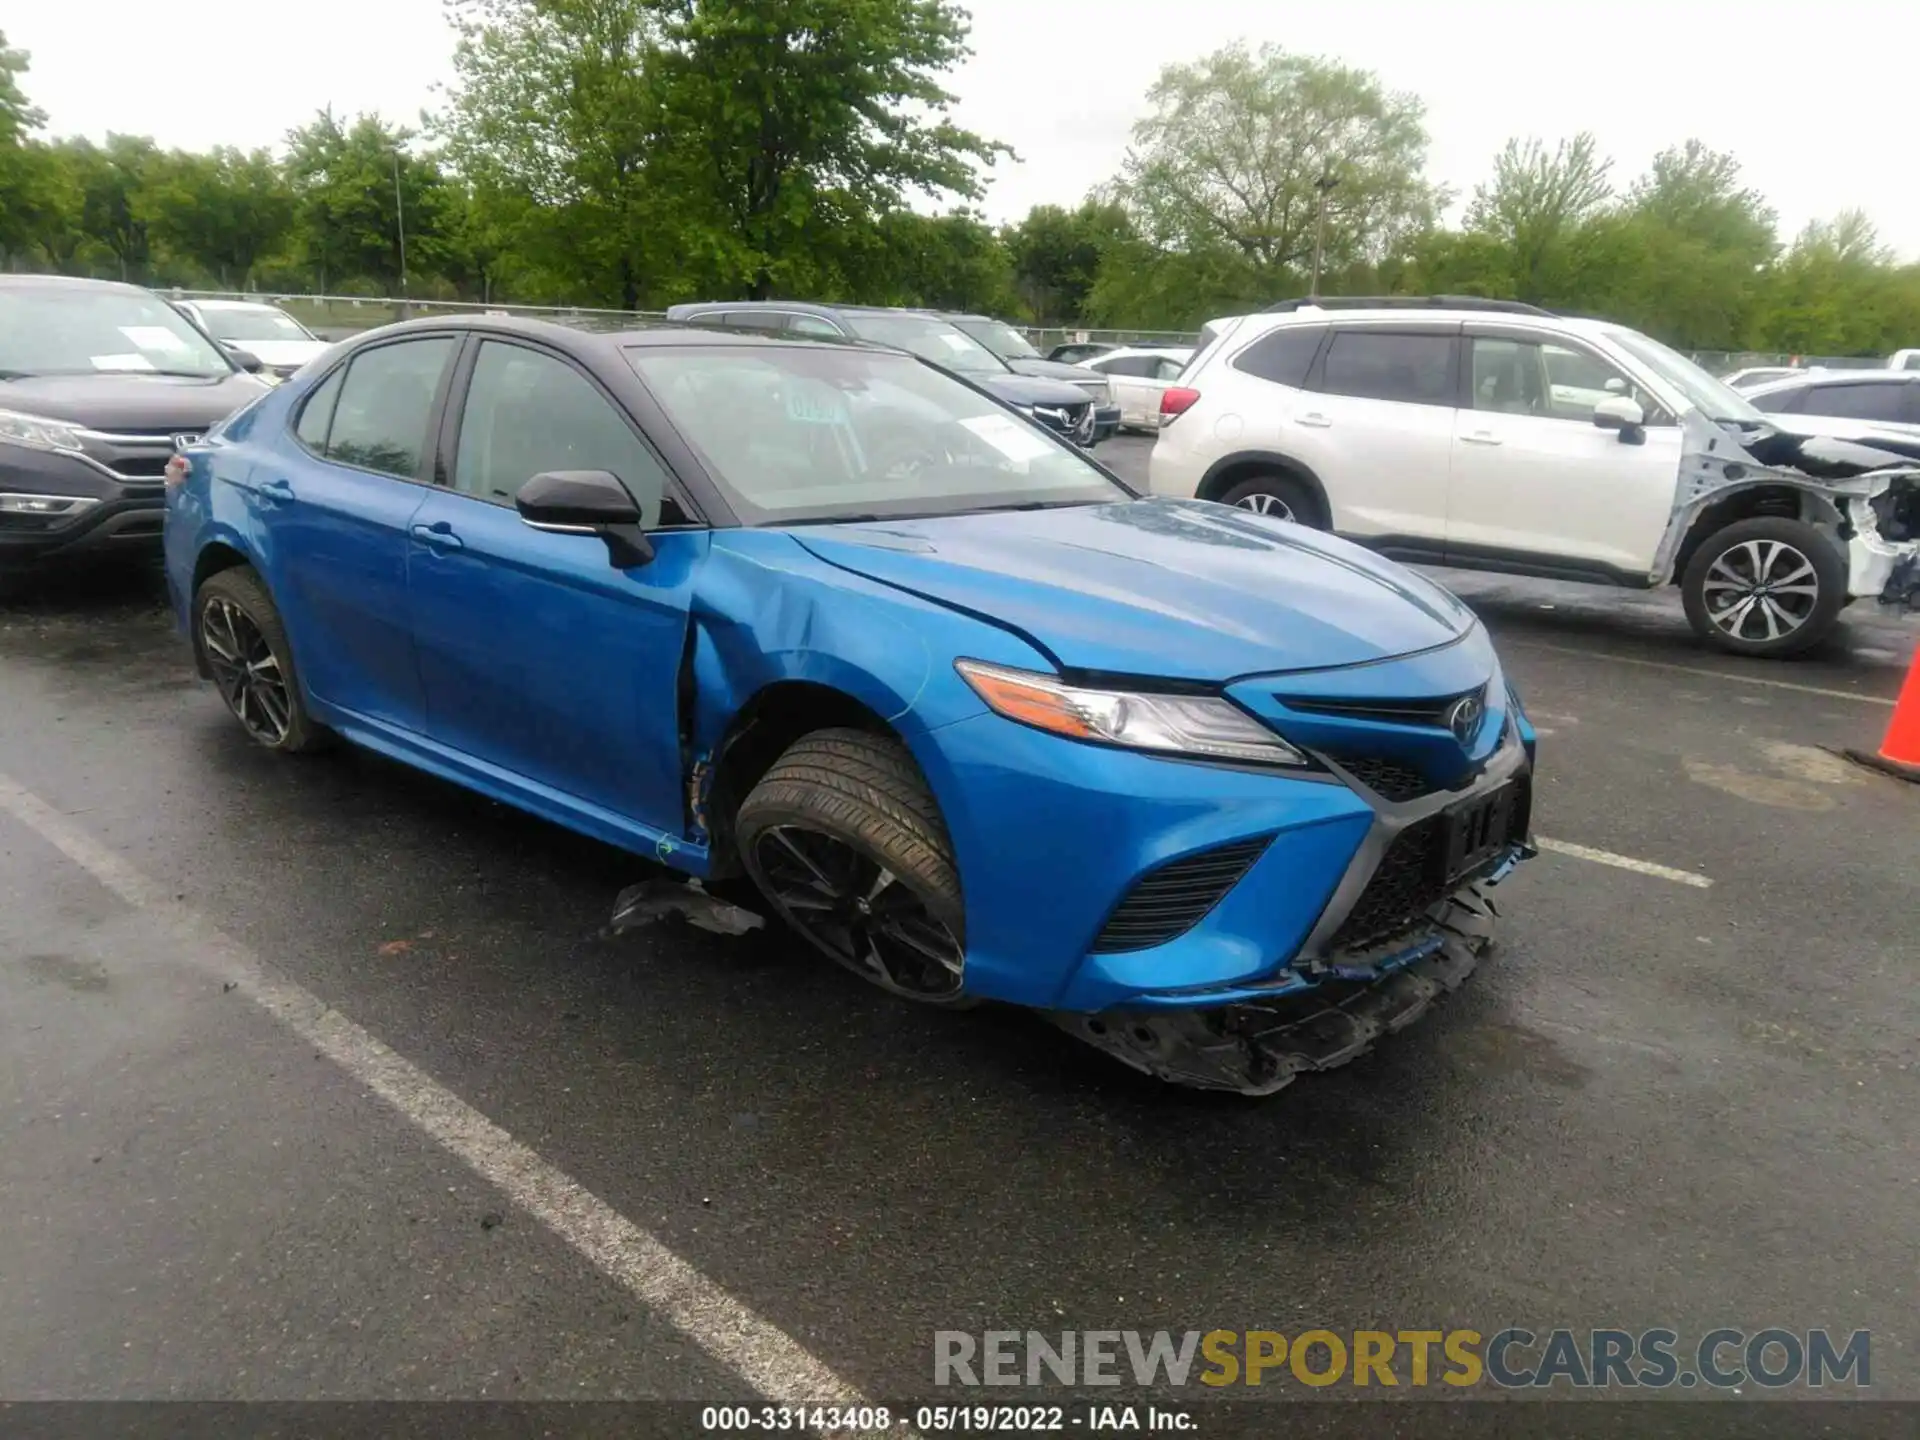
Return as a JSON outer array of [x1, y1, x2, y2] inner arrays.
[[406, 339, 703, 841]]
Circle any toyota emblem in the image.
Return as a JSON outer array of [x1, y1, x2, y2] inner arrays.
[[1447, 692, 1484, 744]]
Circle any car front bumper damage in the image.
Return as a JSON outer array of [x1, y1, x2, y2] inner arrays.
[[1658, 412, 1920, 610]]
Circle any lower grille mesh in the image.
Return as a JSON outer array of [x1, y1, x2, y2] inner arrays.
[[1091, 835, 1272, 954], [1331, 756, 1434, 802], [1327, 778, 1532, 953]]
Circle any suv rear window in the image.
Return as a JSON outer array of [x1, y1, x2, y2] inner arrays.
[[1794, 381, 1916, 424], [1318, 329, 1455, 406], [1232, 325, 1325, 388]]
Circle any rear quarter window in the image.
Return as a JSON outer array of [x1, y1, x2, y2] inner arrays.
[[1230, 325, 1326, 388]]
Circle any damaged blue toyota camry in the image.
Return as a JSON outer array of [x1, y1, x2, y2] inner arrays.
[[164, 317, 1536, 1094]]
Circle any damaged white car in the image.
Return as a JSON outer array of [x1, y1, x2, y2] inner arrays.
[[1148, 297, 1920, 657]]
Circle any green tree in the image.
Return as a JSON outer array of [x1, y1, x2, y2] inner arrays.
[[0, 30, 62, 265], [1463, 133, 1613, 304], [1002, 199, 1134, 324], [287, 110, 449, 294], [647, 0, 1009, 299], [65, 134, 161, 280], [143, 147, 296, 289], [437, 0, 671, 309], [1118, 43, 1440, 293]]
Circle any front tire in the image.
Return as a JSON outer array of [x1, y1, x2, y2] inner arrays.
[[736, 728, 970, 1005], [1680, 517, 1846, 658], [1220, 473, 1324, 528], [194, 567, 329, 752]]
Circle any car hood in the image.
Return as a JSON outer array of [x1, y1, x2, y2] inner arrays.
[[974, 372, 1099, 407], [223, 338, 330, 368], [0, 371, 272, 429], [1004, 357, 1109, 385], [790, 498, 1477, 680]]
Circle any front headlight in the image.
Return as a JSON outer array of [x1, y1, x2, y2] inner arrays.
[[0, 408, 87, 454], [955, 659, 1310, 767]]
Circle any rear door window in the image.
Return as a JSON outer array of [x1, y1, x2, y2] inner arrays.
[[322, 338, 456, 480], [1317, 329, 1455, 406]]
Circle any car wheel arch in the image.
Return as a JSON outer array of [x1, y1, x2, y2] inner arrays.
[[1667, 484, 1844, 587], [189, 541, 260, 678], [1195, 451, 1332, 527], [700, 679, 909, 879]]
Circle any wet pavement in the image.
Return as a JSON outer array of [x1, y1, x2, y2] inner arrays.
[[2, 434, 1916, 1419]]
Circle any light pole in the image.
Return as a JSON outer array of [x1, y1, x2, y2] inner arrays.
[[392, 151, 409, 318], [1309, 170, 1340, 299]]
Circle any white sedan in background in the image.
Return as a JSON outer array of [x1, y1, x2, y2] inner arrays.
[[171, 299, 332, 379], [1078, 346, 1194, 431]]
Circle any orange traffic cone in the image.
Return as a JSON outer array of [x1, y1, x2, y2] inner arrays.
[[1846, 644, 1920, 783]]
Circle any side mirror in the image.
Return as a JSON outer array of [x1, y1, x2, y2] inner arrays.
[[515, 469, 654, 568], [1592, 395, 1646, 445], [224, 344, 264, 374]]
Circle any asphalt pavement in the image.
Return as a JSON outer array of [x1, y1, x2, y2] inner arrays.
[[2, 434, 1916, 1427]]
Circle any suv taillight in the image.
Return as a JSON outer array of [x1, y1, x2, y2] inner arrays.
[[1159, 386, 1200, 423], [163, 454, 191, 488]]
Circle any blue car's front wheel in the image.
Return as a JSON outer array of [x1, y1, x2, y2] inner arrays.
[[736, 729, 971, 1006]]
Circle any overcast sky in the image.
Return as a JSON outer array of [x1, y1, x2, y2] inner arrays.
[[9, 0, 1914, 257]]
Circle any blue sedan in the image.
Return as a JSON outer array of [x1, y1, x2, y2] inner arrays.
[[163, 317, 1536, 1094]]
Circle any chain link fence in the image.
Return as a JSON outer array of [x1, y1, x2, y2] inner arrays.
[[173, 292, 1895, 377]]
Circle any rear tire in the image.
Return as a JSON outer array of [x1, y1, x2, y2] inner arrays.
[[1220, 473, 1324, 528], [736, 728, 971, 1006], [194, 567, 330, 752], [1680, 517, 1846, 658]]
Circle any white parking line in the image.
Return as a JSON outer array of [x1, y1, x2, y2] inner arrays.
[[0, 772, 889, 1427], [1535, 836, 1714, 888], [1506, 640, 1899, 707]]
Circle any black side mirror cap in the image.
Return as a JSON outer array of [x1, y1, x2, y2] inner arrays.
[[224, 344, 264, 373], [515, 469, 653, 568]]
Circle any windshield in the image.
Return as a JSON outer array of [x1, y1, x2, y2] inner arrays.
[[626, 344, 1129, 525], [954, 318, 1041, 361], [1604, 328, 1761, 425], [202, 307, 315, 343], [839, 314, 1009, 376], [0, 286, 235, 379]]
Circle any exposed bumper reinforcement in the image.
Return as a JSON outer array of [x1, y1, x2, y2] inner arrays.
[[1048, 882, 1501, 1096]]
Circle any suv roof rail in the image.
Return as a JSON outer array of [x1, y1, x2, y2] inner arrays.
[[1262, 295, 1556, 317]]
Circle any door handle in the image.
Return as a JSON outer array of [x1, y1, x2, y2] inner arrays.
[[1460, 430, 1503, 446], [258, 477, 294, 504], [409, 521, 464, 552], [1297, 412, 1332, 428]]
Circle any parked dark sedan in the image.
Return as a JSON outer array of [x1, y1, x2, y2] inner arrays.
[[0, 275, 271, 586], [663, 302, 1114, 449]]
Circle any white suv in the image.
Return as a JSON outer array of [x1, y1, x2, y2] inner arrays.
[[1149, 297, 1920, 658]]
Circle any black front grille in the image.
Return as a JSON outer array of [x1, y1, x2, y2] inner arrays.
[[1030, 401, 1092, 440], [1287, 685, 1485, 729], [1091, 835, 1272, 953], [1331, 756, 1435, 802], [108, 453, 172, 479]]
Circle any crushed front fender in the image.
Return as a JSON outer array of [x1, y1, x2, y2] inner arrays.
[[1656, 412, 1920, 608]]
